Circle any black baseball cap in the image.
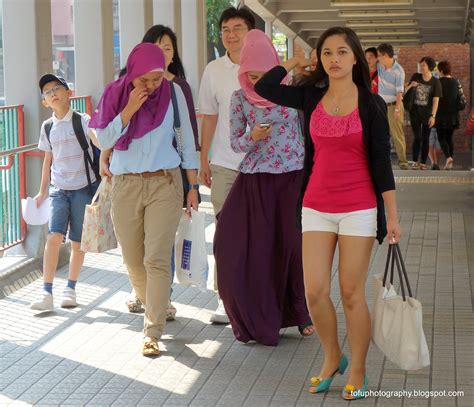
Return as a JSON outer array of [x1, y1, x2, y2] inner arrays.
[[39, 74, 69, 93]]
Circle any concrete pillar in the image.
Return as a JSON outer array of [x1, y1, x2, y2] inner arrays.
[[264, 18, 273, 39], [2, 0, 53, 257], [287, 35, 295, 59], [73, 0, 114, 106], [180, 0, 206, 103], [119, 0, 153, 67], [153, 0, 182, 51]]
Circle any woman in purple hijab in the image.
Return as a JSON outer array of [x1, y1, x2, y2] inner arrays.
[[90, 43, 199, 356]]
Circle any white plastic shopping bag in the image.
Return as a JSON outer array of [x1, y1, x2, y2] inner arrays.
[[372, 244, 430, 370], [175, 209, 208, 291]]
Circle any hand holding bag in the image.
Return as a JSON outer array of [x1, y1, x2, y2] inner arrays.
[[174, 209, 208, 291], [80, 179, 117, 253], [372, 244, 430, 370]]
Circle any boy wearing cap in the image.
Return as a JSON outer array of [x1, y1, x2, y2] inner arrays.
[[30, 74, 100, 311]]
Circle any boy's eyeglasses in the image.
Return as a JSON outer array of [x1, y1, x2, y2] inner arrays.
[[42, 85, 64, 98], [220, 26, 247, 37]]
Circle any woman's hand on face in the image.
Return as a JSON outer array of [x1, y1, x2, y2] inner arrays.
[[186, 189, 199, 214], [387, 217, 402, 244], [126, 87, 148, 114], [251, 124, 272, 141]]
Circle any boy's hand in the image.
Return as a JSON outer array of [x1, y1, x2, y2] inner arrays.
[[34, 192, 48, 208], [126, 87, 148, 114]]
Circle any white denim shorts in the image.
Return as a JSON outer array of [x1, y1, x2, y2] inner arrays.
[[302, 207, 377, 237]]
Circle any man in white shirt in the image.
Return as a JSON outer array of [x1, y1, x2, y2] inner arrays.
[[198, 6, 255, 323]]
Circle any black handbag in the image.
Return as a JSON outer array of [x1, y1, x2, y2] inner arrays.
[[402, 87, 416, 112], [403, 73, 420, 112], [170, 84, 201, 208]]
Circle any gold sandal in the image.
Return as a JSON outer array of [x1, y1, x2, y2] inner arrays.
[[142, 337, 160, 356]]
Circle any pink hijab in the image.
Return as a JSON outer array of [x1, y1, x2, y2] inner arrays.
[[89, 43, 171, 150], [238, 29, 288, 109]]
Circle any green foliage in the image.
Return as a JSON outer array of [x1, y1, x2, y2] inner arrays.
[[206, 0, 234, 46]]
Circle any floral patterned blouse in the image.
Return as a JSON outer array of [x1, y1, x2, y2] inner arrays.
[[229, 89, 304, 174]]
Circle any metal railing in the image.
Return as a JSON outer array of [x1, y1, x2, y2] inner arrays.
[[0, 105, 26, 250], [70, 95, 92, 116], [0, 96, 92, 251]]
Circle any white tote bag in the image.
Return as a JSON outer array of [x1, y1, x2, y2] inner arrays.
[[175, 209, 208, 291], [372, 244, 430, 371]]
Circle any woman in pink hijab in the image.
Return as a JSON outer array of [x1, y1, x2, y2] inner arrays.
[[214, 29, 314, 346], [90, 43, 199, 356]]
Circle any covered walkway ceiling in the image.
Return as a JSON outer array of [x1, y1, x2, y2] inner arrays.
[[245, 0, 473, 49]]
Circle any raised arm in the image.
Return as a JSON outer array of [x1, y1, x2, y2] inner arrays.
[[254, 57, 312, 111]]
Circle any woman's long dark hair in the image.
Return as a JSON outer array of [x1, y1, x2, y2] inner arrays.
[[300, 27, 371, 90], [119, 25, 186, 79]]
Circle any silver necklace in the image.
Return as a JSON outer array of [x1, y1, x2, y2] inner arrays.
[[333, 106, 340, 115]]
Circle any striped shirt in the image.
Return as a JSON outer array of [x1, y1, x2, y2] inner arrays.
[[38, 109, 97, 190], [377, 61, 405, 103]]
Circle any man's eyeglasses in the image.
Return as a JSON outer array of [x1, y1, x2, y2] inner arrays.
[[220, 26, 247, 37], [42, 85, 64, 98]]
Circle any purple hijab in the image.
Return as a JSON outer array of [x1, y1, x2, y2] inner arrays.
[[89, 43, 171, 150]]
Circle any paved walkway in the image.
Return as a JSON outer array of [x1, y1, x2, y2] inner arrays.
[[0, 182, 473, 406]]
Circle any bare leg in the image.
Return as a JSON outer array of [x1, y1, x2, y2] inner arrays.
[[43, 233, 64, 283], [338, 235, 374, 389], [303, 231, 341, 377], [69, 241, 85, 281]]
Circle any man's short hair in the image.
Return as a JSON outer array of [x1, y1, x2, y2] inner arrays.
[[420, 56, 436, 71], [219, 6, 256, 30], [364, 47, 377, 58], [365, 47, 378, 58], [437, 60, 451, 75], [377, 43, 394, 58]]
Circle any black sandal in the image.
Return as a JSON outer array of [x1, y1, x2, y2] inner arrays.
[[298, 321, 314, 337]]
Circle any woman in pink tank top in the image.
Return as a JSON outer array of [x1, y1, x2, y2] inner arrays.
[[255, 27, 401, 399]]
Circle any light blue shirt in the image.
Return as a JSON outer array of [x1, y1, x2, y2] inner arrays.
[[96, 83, 198, 175], [377, 61, 405, 103]]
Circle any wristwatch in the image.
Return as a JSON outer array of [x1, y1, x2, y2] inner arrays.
[[394, 108, 400, 112], [188, 184, 200, 190], [430, 114, 436, 118]]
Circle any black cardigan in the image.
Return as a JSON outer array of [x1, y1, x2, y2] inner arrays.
[[255, 66, 395, 244]]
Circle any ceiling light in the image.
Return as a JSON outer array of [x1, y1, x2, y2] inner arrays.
[[347, 19, 418, 27], [340, 10, 415, 18], [332, 0, 413, 5]]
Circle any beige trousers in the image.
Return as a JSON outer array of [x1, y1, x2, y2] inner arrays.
[[111, 169, 182, 339], [387, 104, 408, 166], [210, 164, 239, 291]]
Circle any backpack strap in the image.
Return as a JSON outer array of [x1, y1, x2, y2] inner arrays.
[[71, 111, 100, 193], [170, 84, 183, 158], [44, 119, 54, 149]]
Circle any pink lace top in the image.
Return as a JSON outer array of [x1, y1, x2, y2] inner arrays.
[[303, 103, 376, 213]]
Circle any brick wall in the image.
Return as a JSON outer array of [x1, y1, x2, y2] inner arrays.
[[397, 43, 471, 154], [293, 43, 472, 153]]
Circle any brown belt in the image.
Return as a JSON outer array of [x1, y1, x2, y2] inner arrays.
[[125, 170, 169, 178]]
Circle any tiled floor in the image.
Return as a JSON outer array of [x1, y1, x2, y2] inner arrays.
[[0, 186, 472, 406]]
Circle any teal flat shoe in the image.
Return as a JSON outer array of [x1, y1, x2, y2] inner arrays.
[[342, 374, 368, 400], [309, 354, 348, 393]]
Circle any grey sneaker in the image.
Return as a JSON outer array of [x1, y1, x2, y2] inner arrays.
[[210, 299, 230, 324], [60, 287, 77, 308], [30, 291, 54, 311]]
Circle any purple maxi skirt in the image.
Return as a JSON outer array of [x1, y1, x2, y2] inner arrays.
[[214, 170, 311, 346]]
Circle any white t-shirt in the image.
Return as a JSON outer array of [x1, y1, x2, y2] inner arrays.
[[38, 109, 97, 190], [198, 53, 246, 170]]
